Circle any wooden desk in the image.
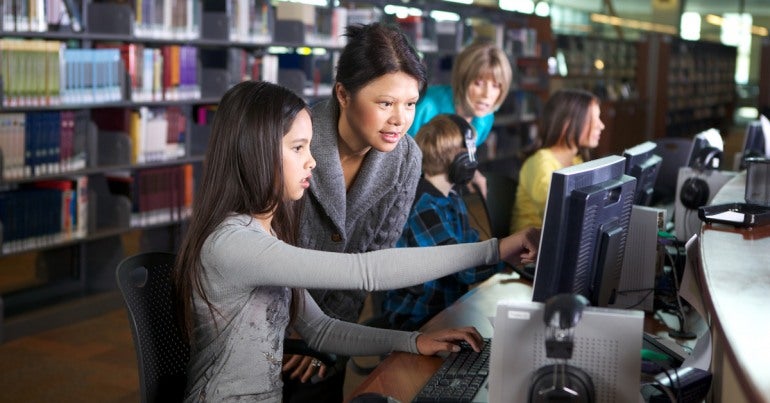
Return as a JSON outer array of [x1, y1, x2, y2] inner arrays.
[[347, 273, 695, 402], [696, 172, 770, 403], [345, 273, 532, 403]]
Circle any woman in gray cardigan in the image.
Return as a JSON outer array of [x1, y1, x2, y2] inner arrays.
[[286, 23, 427, 402]]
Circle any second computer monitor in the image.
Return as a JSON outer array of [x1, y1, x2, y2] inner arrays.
[[739, 117, 770, 169], [532, 155, 637, 307], [623, 141, 663, 206]]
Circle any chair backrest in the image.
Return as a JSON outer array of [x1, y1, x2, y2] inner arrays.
[[116, 252, 189, 403], [653, 137, 692, 204], [484, 172, 518, 239]]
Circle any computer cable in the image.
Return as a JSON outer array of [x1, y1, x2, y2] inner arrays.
[[616, 287, 655, 309], [640, 359, 678, 403], [663, 366, 684, 403], [663, 249, 696, 339]]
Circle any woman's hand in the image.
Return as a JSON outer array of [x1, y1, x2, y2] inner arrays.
[[282, 354, 328, 383], [415, 326, 484, 355], [499, 227, 540, 266]]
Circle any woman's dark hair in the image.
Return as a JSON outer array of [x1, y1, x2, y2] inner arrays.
[[531, 89, 598, 161], [332, 22, 427, 106], [174, 81, 308, 341]]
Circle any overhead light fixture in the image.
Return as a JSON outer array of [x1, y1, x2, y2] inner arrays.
[[500, 0, 534, 14], [590, 13, 677, 35], [430, 10, 461, 22], [680, 12, 700, 41], [383, 5, 423, 18], [705, 14, 767, 36]]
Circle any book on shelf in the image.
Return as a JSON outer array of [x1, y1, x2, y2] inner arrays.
[[0, 110, 87, 180], [0, 39, 63, 107], [506, 27, 539, 58], [133, 0, 200, 40], [160, 45, 200, 101], [61, 0, 83, 32], [61, 47, 123, 104], [1, 0, 78, 33], [0, 175, 88, 253], [123, 164, 193, 227], [227, 0, 273, 43]]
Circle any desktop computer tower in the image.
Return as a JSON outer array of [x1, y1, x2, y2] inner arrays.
[[609, 205, 666, 312], [674, 167, 737, 242]]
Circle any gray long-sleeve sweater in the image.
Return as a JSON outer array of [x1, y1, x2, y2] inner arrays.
[[184, 214, 499, 402]]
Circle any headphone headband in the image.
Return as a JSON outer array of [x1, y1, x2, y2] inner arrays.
[[444, 114, 478, 186]]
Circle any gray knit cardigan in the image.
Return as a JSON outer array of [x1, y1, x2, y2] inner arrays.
[[299, 99, 423, 323]]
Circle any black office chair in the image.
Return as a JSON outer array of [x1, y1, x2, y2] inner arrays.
[[653, 137, 692, 205], [116, 252, 189, 403], [116, 252, 336, 403], [483, 172, 518, 239]]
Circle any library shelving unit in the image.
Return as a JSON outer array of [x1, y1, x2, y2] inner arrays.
[[0, 0, 553, 341], [649, 34, 737, 139], [0, 0, 353, 342], [486, 11, 553, 173], [551, 33, 650, 157]]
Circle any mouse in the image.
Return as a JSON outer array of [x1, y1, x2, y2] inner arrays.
[[349, 392, 401, 403]]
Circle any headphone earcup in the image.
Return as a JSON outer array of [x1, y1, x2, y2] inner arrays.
[[448, 151, 478, 186], [528, 364, 595, 403], [680, 177, 710, 210]]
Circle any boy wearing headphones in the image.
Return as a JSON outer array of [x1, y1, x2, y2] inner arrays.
[[382, 115, 532, 331]]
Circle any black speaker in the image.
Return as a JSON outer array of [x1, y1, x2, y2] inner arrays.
[[445, 114, 478, 186]]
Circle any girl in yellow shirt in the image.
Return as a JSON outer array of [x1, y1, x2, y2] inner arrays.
[[511, 89, 605, 233]]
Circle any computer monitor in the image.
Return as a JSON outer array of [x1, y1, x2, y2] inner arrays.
[[532, 155, 637, 307], [738, 116, 770, 170], [686, 128, 723, 170], [623, 141, 663, 206]]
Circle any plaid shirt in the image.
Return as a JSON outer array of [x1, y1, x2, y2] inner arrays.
[[383, 178, 504, 330]]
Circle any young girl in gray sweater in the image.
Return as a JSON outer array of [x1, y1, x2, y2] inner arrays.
[[173, 81, 539, 402]]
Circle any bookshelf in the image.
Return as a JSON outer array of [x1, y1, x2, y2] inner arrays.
[[649, 35, 737, 139], [550, 33, 649, 157], [0, 0, 554, 342], [0, 0, 352, 342]]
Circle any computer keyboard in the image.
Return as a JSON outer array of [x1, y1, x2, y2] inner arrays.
[[412, 338, 491, 403]]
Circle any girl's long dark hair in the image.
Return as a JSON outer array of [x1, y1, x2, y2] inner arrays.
[[526, 89, 598, 161], [174, 81, 308, 341]]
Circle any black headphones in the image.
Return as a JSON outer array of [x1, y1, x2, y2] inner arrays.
[[528, 294, 595, 403], [680, 177, 711, 210], [445, 114, 478, 186], [694, 146, 723, 171], [679, 146, 722, 210]]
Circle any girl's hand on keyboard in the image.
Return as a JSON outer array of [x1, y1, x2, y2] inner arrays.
[[415, 326, 483, 355]]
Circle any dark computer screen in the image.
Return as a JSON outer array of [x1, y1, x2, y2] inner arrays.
[[686, 128, 723, 170], [623, 141, 663, 206], [739, 120, 769, 170], [532, 155, 637, 307]]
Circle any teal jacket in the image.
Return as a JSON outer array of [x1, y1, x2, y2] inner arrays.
[[408, 85, 495, 146]]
